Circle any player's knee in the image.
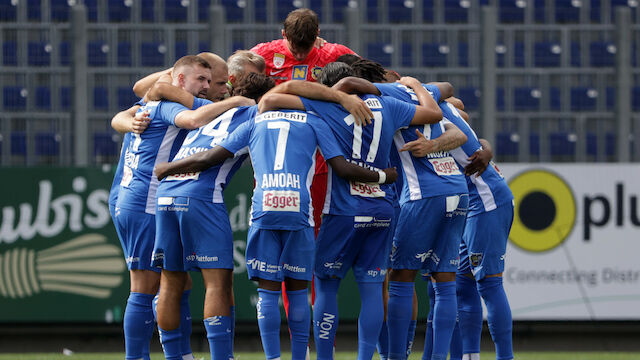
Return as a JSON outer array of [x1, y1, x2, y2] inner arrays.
[[432, 272, 456, 283]]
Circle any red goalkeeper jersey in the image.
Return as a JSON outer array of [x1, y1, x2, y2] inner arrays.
[[251, 39, 355, 85]]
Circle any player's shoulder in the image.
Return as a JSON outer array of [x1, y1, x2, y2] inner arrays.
[[321, 42, 355, 58], [250, 39, 285, 56]]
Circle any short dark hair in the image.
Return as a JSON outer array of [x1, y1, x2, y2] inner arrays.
[[335, 54, 361, 66], [318, 62, 354, 87], [283, 8, 319, 51], [232, 73, 276, 101], [351, 59, 387, 83]]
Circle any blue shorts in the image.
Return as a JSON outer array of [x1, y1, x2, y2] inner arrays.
[[245, 226, 315, 282], [391, 194, 468, 274], [315, 210, 393, 283], [153, 196, 234, 272], [112, 207, 159, 272], [458, 204, 514, 280]]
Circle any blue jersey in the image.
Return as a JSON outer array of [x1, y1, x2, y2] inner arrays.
[[300, 95, 415, 216], [156, 106, 255, 203], [375, 82, 468, 205], [116, 97, 212, 214], [220, 109, 343, 230], [439, 102, 514, 217], [109, 132, 132, 209]]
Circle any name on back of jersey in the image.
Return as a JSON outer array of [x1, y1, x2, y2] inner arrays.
[[174, 146, 209, 160], [364, 98, 382, 109]]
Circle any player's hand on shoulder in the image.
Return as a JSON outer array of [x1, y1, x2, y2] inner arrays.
[[465, 149, 492, 177], [132, 110, 151, 134], [397, 76, 422, 90], [339, 94, 373, 126], [400, 128, 436, 157], [382, 167, 398, 184], [154, 162, 170, 180], [230, 95, 256, 107], [314, 37, 326, 49]]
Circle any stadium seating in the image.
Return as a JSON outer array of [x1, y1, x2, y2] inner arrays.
[[0, 0, 17, 21], [141, 42, 166, 67], [94, 132, 119, 157], [118, 87, 139, 109], [35, 132, 60, 156], [570, 87, 598, 111], [11, 132, 26, 156], [514, 87, 541, 111], [35, 86, 52, 110], [28, 42, 51, 66], [94, 87, 109, 110], [3, 86, 26, 111], [3, 41, 17, 65]]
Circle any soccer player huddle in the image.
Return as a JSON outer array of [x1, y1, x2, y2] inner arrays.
[[108, 8, 515, 360]]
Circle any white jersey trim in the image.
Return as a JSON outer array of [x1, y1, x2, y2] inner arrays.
[[306, 149, 317, 227], [146, 126, 181, 214], [393, 132, 422, 201], [470, 174, 497, 212], [212, 157, 240, 203]]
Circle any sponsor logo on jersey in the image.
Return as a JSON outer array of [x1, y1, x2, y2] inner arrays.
[[255, 111, 308, 123], [273, 53, 285, 68], [263, 190, 300, 212], [292, 65, 308, 80], [429, 156, 462, 176], [270, 69, 285, 75], [470, 252, 483, 267], [165, 172, 200, 181], [350, 181, 386, 198], [311, 66, 323, 80]]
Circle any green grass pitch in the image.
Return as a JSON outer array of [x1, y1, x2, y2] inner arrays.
[[0, 352, 639, 360]]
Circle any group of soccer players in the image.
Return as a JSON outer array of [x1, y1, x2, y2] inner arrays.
[[108, 7, 515, 360]]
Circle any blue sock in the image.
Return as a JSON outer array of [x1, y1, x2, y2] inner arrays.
[[180, 290, 193, 357], [477, 277, 513, 360], [456, 274, 482, 356], [357, 282, 384, 360], [314, 278, 340, 360], [230, 305, 236, 359], [387, 281, 413, 360], [256, 289, 282, 360], [406, 320, 416, 357], [204, 316, 233, 360], [124, 292, 155, 360], [285, 288, 310, 360], [431, 281, 457, 360], [449, 320, 463, 360], [158, 326, 183, 360], [421, 282, 435, 360], [377, 321, 389, 360]]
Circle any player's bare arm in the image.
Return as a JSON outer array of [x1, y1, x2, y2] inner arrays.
[[427, 81, 454, 101], [154, 146, 235, 180], [132, 67, 173, 98], [111, 105, 150, 134], [446, 97, 470, 122], [465, 138, 494, 177], [398, 76, 443, 125], [400, 122, 467, 157], [326, 156, 398, 185], [144, 74, 195, 109], [266, 80, 374, 125], [332, 76, 382, 96], [173, 96, 255, 129]]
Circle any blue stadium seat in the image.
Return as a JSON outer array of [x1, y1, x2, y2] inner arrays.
[[60, 41, 70, 66], [277, 0, 298, 22], [84, 0, 98, 21], [35, 132, 59, 156], [496, 132, 519, 157], [220, 0, 245, 22], [499, 0, 525, 23], [458, 42, 469, 67], [366, 0, 379, 23], [423, 0, 434, 22], [633, 86, 640, 111], [534, 42, 561, 67], [496, 87, 505, 111], [529, 133, 540, 156], [554, 0, 581, 22], [586, 132, 616, 157], [88, 41, 108, 66], [366, 43, 392, 68], [514, 41, 524, 67], [421, 43, 448, 67], [28, 42, 51, 66], [117, 42, 132, 66], [389, 0, 412, 23], [109, 0, 132, 21], [0, 0, 17, 21], [3, 86, 26, 110], [199, 41, 209, 53], [35, 86, 51, 110], [570, 41, 580, 67], [571, 87, 597, 111], [590, 41, 615, 67], [514, 87, 541, 111], [51, 0, 70, 21], [118, 87, 139, 108], [606, 86, 615, 111], [165, 0, 188, 22], [255, 0, 267, 22], [11, 132, 26, 156], [458, 87, 479, 111], [309, 0, 323, 21], [444, 0, 469, 23], [401, 42, 412, 67], [3, 41, 17, 65], [141, 42, 165, 67], [27, 0, 42, 20], [549, 132, 576, 156], [175, 41, 188, 61], [94, 133, 118, 157], [232, 41, 246, 53], [94, 87, 109, 110], [61, 87, 71, 110], [550, 86, 561, 110]]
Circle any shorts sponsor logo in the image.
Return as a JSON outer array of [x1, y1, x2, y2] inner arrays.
[[324, 261, 343, 269], [470, 252, 483, 267], [126, 256, 141, 264], [367, 268, 385, 277], [283, 263, 306, 273], [263, 190, 300, 212], [428, 156, 462, 176], [186, 253, 219, 262], [415, 250, 440, 265], [353, 216, 391, 228], [350, 181, 386, 198], [247, 258, 281, 273]]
